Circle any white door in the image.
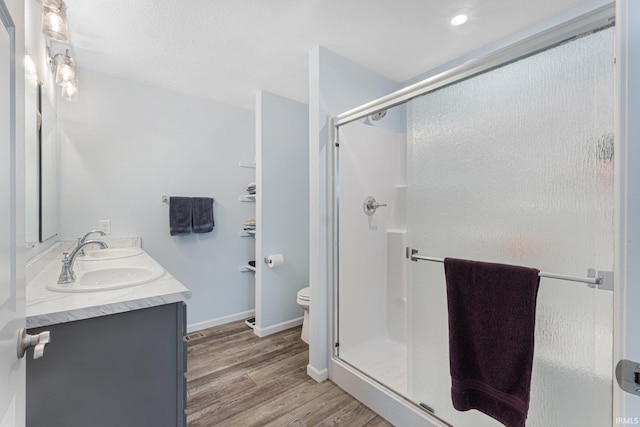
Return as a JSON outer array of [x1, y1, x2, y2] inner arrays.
[[0, 1, 25, 426]]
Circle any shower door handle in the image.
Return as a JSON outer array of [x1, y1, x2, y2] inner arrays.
[[363, 196, 387, 216], [616, 359, 640, 396]]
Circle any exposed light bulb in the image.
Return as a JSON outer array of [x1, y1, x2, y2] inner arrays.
[[450, 14, 468, 26]]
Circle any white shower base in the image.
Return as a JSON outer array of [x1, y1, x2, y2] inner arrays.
[[339, 336, 407, 396]]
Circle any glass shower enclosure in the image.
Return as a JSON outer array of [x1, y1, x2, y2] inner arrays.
[[334, 24, 615, 427]]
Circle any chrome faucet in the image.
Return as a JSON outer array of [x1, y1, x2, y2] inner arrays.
[[58, 240, 108, 284], [77, 230, 106, 256]]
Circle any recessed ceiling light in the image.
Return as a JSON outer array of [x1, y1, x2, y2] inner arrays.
[[450, 13, 468, 26]]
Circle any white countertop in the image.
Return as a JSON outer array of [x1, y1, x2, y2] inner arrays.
[[26, 240, 191, 329]]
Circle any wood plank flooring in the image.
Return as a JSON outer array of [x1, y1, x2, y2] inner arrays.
[[186, 320, 394, 427]]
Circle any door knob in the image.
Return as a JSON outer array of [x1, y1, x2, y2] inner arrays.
[[17, 328, 51, 360]]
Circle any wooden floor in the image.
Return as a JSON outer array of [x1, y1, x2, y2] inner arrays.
[[186, 320, 394, 427]]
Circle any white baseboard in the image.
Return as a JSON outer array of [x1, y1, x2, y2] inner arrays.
[[187, 309, 255, 333], [253, 316, 303, 338], [307, 363, 329, 383]]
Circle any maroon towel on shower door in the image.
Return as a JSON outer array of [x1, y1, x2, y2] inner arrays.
[[444, 258, 540, 427]]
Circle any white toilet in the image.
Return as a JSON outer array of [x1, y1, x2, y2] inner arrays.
[[296, 286, 310, 344]]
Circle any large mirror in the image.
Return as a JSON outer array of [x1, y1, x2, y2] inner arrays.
[[25, 51, 58, 247], [25, 54, 39, 247], [39, 90, 58, 242]]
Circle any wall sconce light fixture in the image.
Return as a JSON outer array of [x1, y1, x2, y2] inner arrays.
[[48, 47, 79, 101], [41, 0, 77, 101], [39, 0, 69, 41]]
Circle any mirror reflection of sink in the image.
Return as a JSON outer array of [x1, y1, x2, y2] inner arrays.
[[46, 267, 165, 293], [78, 247, 144, 261]]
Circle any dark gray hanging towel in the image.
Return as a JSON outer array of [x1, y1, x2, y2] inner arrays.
[[169, 197, 192, 236], [444, 258, 540, 427], [192, 197, 214, 233]]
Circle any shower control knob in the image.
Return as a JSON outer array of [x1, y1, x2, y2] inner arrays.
[[363, 196, 387, 216]]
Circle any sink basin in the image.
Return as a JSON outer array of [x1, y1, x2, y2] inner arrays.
[[78, 247, 144, 261], [46, 267, 165, 293]]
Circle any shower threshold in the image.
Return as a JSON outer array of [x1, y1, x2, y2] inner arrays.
[[338, 336, 407, 396]]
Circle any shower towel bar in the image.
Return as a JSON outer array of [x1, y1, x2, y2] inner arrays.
[[408, 249, 611, 288]]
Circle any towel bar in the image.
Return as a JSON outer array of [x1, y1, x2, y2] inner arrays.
[[407, 248, 613, 290]]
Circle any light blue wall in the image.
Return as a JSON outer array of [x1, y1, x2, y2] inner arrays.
[[308, 46, 401, 377], [57, 69, 256, 328], [255, 90, 309, 335]]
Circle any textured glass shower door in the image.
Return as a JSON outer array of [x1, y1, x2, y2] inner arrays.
[[407, 27, 615, 426]]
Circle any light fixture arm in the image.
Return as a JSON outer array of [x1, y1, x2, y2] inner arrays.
[[46, 46, 55, 73]]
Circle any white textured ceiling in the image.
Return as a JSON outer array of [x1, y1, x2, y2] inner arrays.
[[57, 0, 590, 110]]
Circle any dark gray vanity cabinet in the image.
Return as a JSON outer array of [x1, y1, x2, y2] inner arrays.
[[26, 302, 187, 427]]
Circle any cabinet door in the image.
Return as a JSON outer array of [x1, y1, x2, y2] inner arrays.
[[27, 303, 185, 427]]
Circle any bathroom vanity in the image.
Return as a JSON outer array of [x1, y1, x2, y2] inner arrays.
[[25, 239, 191, 427]]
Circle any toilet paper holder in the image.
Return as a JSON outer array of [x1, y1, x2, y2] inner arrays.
[[264, 254, 285, 267]]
